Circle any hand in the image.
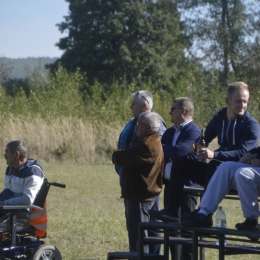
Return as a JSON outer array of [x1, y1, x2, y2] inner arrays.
[[251, 159, 260, 167], [196, 148, 214, 160], [239, 152, 252, 164], [189, 144, 196, 154]]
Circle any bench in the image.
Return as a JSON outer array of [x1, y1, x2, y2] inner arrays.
[[107, 186, 260, 259], [138, 222, 260, 260]]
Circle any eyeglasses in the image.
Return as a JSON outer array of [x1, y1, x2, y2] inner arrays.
[[170, 107, 182, 113], [135, 91, 150, 104]]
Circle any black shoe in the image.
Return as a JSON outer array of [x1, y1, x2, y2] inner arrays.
[[235, 217, 257, 231], [182, 209, 199, 221], [181, 212, 213, 227], [148, 207, 179, 222], [236, 218, 259, 241]]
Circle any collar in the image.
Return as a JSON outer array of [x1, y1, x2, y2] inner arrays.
[[173, 119, 193, 131]]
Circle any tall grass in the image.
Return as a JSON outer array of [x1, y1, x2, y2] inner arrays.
[[0, 116, 123, 162]]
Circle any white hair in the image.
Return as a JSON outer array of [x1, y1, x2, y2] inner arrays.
[[131, 90, 153, 111], [139, 112, 160, 131]]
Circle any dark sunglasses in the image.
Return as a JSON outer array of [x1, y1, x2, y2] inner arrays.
[[170, 107, 182, 113]]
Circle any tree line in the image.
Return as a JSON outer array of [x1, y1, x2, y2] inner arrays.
[[0, 0, 260, 129]]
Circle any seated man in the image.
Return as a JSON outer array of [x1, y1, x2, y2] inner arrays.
[[0, 140, 44, 230], [112, 112, 164, 253], [182, 147, 260, 230]]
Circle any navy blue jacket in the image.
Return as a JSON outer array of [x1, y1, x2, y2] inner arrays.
[[162, 121, 201, 164], [205, 108, 260, 161]]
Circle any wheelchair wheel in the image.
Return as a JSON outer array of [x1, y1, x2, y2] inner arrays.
[[30, 244, 62, 260]]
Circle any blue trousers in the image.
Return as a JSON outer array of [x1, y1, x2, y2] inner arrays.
[[124, 198, 160, 254]]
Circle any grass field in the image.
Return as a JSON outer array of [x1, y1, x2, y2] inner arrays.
[[0, 160, 259, 260]]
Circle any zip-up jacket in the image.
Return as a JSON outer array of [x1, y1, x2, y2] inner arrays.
[[1, 159, 44, 205], [205, 108, 260, 161]]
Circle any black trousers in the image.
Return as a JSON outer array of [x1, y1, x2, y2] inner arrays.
[[169, 156, 222, 211], [164, 179, 197, 260]]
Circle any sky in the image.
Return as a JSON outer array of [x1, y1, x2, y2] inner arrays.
[[0, 0, 69, 58]]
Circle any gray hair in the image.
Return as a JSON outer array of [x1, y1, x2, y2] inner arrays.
[[139, 112, 160, 132], [173, 97, 194, 117], [131, 90, 153, 111], [227, 82, 249, 99], [7, 140, 27, 159]]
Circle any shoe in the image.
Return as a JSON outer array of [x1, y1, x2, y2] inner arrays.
[[181, 211, 213, 227], [235, 218, 257, 231], [182, 209, 199, 221], [148, 207, 179, 222], [236, 218, 259, 241]]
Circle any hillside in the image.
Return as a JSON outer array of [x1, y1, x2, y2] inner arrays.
[[0, 57, 57, 79]]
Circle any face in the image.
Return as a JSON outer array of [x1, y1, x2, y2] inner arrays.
[[136, 117, 150, 137], [226, 89, 249, 118], [169, 101, 183, 125], [4, 146, 17, 166], [130, 96, 146, 118]]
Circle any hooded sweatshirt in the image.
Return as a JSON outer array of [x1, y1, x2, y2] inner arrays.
[[205, 108, 260, 161]]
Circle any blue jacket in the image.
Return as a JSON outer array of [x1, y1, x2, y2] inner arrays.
[[205, 108, 260, 161], [162, 120, 201, 164]]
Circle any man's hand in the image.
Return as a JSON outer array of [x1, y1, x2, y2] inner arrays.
[[189, 144, 196, 154], [239, 152, 252, 164], [251, 159, 260, 167], [197, 148, 214, 160]]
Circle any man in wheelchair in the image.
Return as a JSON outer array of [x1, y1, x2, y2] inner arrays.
[[0, 140, 65, 259], [0, 140, 44, 231]]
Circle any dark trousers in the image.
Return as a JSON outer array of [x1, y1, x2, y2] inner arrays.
[[124, 198, 157, 253], [165, 180, 198, 260], [169, 156, 222, 211], [148, 195, 161, 255]]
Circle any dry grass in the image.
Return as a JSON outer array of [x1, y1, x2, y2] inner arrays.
[[0, 116, 123, 163]]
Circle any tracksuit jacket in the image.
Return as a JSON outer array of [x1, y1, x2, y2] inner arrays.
[[1, 159, 44, 205]]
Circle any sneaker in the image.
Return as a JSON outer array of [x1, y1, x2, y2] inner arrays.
[[181, 212, 213, 227], [235, 217, 257, 231], [236, 218, 259, 241], [148, 207, 179, 222]]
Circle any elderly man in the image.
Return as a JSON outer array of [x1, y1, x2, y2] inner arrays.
[[112, 112, 164, 253], [0, 140, 44, 230], [151, 82, 260, 222], [115, 90, 166, 254]]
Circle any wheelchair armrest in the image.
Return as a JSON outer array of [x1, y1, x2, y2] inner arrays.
[[0, 205, 43, 211]]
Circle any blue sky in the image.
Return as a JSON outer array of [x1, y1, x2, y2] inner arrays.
[[0, 0, 69, 58]]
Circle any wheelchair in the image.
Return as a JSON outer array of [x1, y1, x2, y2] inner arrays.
[[0, 179, 66, 260]]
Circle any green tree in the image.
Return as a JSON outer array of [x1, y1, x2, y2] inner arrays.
[[50, 0, 187, 89], [177, 0, 260, 86]]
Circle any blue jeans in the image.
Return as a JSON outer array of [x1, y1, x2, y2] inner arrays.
[[124, 198, 160, 254]]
